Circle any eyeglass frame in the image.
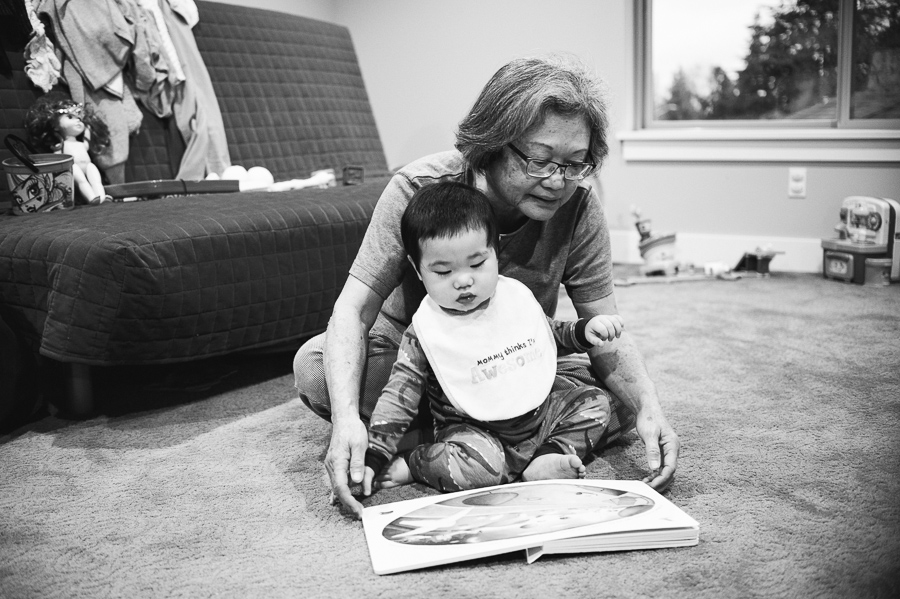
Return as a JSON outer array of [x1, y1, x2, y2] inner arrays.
[[506, 143, 596, 181]]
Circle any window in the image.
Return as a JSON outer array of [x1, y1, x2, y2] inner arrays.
[[621, 0, 900, 162]]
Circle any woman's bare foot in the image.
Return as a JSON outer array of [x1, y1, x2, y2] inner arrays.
[[374, 455, 415, 489], [521, 454, 586, 481]]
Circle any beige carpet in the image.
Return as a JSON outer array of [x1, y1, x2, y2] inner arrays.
[[1, 271, 898, 598]]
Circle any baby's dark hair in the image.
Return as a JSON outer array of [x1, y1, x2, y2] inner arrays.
[[401, 181, 499, 269]]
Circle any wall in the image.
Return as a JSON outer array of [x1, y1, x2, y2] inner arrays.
[[334, 0, 628, 172], [218, 0, 900, 271]]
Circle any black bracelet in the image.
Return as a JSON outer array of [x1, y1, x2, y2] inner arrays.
[[574, 318, 590, 348], [364, 449, 389, 475]]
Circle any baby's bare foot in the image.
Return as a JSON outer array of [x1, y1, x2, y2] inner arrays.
[[521, 454, 586, 481], [375, 455, 415, 489]]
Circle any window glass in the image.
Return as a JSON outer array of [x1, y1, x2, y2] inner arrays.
[[851, 0, 900, 119], [651, 0, 840, 121]]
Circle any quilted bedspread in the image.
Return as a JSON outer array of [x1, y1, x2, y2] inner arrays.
[[0, 183, 383, 365], [0, 1, 393, 369]]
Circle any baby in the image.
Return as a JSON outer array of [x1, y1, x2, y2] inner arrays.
[[362, 181, 624, 495]]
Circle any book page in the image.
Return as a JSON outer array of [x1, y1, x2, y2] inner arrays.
[[362, 479, 698, 575]]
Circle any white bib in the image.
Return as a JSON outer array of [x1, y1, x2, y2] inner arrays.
[[412, 276, 557, 421]]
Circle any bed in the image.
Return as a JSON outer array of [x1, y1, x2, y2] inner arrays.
[[0, 1, 390, 414]]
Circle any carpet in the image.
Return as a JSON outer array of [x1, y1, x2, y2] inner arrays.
[[1, 271, 898, 599]]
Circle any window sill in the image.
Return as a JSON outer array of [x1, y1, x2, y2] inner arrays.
[[617, 128, 900, 163]]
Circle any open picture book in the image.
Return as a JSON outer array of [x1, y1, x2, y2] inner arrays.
[[362, 479, 699, 575]]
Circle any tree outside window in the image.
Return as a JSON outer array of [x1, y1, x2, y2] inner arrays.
[[647, 0, 900, 126]]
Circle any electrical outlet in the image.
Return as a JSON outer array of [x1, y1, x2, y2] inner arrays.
[[788, 167, 807, 199]]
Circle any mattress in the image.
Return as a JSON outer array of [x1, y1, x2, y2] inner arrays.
[[0, 182, 383, 365]]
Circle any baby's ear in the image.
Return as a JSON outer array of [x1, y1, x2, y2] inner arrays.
[[406, 255, 423, 281]]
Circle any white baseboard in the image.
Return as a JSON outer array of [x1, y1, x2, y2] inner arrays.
[[609, 229, 824, 273]]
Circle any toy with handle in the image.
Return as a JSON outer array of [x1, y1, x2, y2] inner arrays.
[[2, 134, 75, 214]]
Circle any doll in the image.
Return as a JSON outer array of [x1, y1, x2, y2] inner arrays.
[[24, 94, 112, 205]]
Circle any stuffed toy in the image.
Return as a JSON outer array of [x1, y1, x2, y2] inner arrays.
[[24, 93, 112, 205]]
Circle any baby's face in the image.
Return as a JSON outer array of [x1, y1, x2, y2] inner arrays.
[[416, 227, 498, 312]]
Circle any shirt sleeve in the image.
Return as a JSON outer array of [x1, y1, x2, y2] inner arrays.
[[365, 324, 430, 472], [348, 172, 418, 300], [562, 184, 614, 305], [546, 316, 592, 357]]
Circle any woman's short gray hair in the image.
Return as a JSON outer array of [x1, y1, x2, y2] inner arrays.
[[455, 54, 610, 172]]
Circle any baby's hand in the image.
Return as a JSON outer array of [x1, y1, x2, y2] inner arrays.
[[584, 314, 625, 346]]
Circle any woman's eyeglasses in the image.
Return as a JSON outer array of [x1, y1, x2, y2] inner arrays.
[[507, 143, 595, 181]]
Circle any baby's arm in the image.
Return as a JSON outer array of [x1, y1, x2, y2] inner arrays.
[[547, 313, 625, 355], [362, 326, 429, 494], [581, 314, 625, 347]]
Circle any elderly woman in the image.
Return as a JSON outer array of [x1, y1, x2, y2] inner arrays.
[[294, 55, 680, 518]]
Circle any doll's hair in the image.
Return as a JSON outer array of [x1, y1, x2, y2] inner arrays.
[[24, 92, 110, 154]]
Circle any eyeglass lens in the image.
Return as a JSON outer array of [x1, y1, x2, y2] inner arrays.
[[526, 160, 593, 180]]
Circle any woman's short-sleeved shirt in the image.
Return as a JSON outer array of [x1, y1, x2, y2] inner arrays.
[[349, 150, 614, 340]]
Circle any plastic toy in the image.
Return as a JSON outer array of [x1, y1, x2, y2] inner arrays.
[[24, 94, 111, 205], [821, 196, 899, 285], [632, 207, 679, 276], [207, 165, 337, 192], [734, 247, 784, 275]]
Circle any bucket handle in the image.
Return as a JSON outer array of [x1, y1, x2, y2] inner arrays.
[[4, 134, 40, 174]]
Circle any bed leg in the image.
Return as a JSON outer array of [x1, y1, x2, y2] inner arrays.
[[65, 363, 94, 417]]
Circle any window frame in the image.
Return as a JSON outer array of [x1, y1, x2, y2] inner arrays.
[[619, 0, 900, 163]]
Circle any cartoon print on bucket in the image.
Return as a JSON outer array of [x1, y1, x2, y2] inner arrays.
[[4, 154, 75, 214], [3, 135, 75, 215]]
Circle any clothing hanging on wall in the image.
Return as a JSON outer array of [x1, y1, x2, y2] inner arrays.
[[159, 0, 230, 179], [126, 0, 179, 119], [32, 0, 229, 180], [36, 0, 145, 178], [62, 57, 142, 182], [19, 0, 60, 91], [35, 0, 132, 92]]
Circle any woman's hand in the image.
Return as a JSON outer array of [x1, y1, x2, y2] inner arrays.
[[322, 277, 385, 519], [325, 416, 369, 519], [575, 296, 679, 492], [635, 406, 680, 491]]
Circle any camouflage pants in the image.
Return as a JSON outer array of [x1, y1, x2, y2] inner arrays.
[[407, 385, 609, 492]]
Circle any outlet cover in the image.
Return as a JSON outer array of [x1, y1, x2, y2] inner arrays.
[[788, 167, 807, 199]]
